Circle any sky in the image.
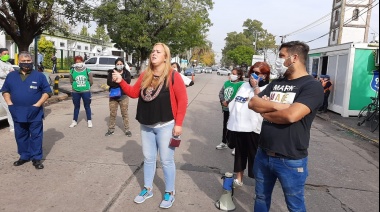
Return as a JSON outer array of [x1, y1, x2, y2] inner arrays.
[[207, 0, 379, 63]]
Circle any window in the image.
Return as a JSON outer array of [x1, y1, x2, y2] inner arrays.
[[332, 30, 337, 41], [77, 45, 82, 50], [335, 10, 339, 22], [352, 9, 359, 21], [60, 42, 65, 47], [85, 58, 97, 64], [85, 46, 89, 51], [99, 57, 117, 65]]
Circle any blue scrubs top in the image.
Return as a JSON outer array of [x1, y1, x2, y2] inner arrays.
[[1, 70, 52, 123]]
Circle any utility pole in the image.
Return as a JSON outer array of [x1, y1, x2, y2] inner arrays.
[[253, 31, 258, 54]]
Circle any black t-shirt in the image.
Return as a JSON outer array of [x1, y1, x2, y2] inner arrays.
[[258, 75, 324, 159]]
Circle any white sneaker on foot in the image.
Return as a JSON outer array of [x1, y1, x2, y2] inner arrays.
[[233, 179, 243, 188], [216, 142, 228, 150], [231, 148, 235, 156], [69, 120, 77, 128], [88, 120, 93, 128]]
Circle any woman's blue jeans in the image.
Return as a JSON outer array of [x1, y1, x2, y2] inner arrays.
[[141, 122, 176, 193], [72, 92, 92, 121], [253, 148, 308, 212]]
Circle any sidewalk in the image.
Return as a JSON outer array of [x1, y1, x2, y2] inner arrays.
[[316, 111, 379, 144]]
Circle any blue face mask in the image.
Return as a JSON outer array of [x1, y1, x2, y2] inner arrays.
[[19, 62, 34, 72]]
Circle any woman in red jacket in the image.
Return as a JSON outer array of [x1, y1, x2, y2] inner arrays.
[[112, 43, 188, 209]]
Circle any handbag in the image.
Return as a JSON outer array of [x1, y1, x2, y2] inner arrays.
[[109, 87, 122, 98]]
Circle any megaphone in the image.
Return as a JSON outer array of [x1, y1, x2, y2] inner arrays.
[[215, 172, 236, 211]]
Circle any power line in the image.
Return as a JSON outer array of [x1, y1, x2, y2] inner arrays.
[[282, 0, 362, 38], [305, 1, 379, 43]]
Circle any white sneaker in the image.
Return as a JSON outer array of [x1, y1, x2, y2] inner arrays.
[[216, 142, 228, 150], [69, 120, 77, 128], [233, 179, 243, 188], [231, 148, 235, 156], [87, 120, 93, 128]]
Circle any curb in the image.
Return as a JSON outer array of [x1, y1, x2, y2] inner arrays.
[[316, 114, 379, 144]]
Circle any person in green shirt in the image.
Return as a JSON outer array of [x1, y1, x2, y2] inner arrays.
[[69, 55, 94, 128], [216, 68, 244, 151]]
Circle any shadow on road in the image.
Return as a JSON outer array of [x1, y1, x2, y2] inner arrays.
[[43, 128, 65, 159]]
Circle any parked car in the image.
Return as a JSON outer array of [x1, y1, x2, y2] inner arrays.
[[184, 68, 195, 76], [212, 66, 219, 72], [0, 65, 19, 121], [84, 56, 138, 78], [204, 67, 212, 74], [217, 68, 231, 76], [194, 67, 202, 74]]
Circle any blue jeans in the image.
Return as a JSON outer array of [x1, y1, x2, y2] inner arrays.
[[14, 121, 43, 161], [72, 92, 92, 121], [253, 148, 308, 212], [141, 122, 176, 193]]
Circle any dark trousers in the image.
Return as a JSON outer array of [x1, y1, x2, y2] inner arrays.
[[72, 92, 92, 121], [14, 121, 43, 161], [52, 64, 57, 74], [222, 110, 229, 144], [320, 91, 330, 112]]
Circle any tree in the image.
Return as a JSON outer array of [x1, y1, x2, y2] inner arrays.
[[38, 36, 55, 69], [191, 41, 215, 66], [242, 19, 276, 57], [221, 32, 252, 66], [92, 25, 110, 42], [0, 1, 92, 51], [226, 45, 254, 66], [94, 0, 213, 67], [79, 26, 90, 37]]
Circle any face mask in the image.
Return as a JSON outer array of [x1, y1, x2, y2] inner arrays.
[[0, 54, 10, 62], [230, 74, 238, 81], [275, 56, 293, 77], [19, 62, 34, 72], [74, 63, 84, 68], [116, 65, 124, 71]]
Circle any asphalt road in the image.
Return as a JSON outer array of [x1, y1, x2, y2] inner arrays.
[[0, 72, 378, 212]]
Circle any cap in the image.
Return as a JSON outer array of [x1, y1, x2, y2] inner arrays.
[[312, 73, 317, 77], [325, 75, 330, 79]]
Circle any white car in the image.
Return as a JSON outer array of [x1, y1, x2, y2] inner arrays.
[[204, 67, 212, 74], [84, 56, 138, 78], [217, 68, 231, 76]]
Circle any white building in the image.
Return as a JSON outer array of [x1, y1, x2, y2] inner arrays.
[[329, 0, 374, 46]]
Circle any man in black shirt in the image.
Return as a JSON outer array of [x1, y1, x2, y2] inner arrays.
[[248, 41, 324, 212]]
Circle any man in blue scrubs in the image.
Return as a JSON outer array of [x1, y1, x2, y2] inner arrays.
[[1, 51, 52, 170]]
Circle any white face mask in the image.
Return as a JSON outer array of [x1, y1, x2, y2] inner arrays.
[[275, 56, 293, 77], [116, 65, 124, 71], [230, 74, 238, 81], [74, 63, 84, 68]]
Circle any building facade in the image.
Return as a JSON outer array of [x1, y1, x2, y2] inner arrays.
[[329, 0, 374, 46]]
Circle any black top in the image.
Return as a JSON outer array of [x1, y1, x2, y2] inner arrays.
[[258, 75, 324, 159], [107, 69, 131, 96], [136, 81, 173, 125]]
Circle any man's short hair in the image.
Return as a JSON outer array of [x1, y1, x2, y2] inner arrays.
[[279, 41, 310, 65], [18, 51, 32, 59], [0, 48, 9, 54]]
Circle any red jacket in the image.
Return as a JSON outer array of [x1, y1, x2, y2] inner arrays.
[[119, 70, 188, 126]]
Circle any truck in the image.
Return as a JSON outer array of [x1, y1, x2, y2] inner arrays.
[[244, 55, 265, 77]]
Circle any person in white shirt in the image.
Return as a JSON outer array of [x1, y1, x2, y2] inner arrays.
[[0, 48, 15, 132], [171, 62, 194, 87], [226, 62, 271, 187]]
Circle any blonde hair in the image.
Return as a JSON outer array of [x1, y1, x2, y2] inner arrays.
[[141, 43, 172, 89]]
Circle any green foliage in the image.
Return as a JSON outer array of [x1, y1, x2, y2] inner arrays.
[[79, 26, 90, 37], [0, 0, 92, 51], [94, 0, 213, 63], [92, 25, 110, 42], [38, 36, 55, 68], [222, 19, 276, 67], [226, 45, 254, 66]]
